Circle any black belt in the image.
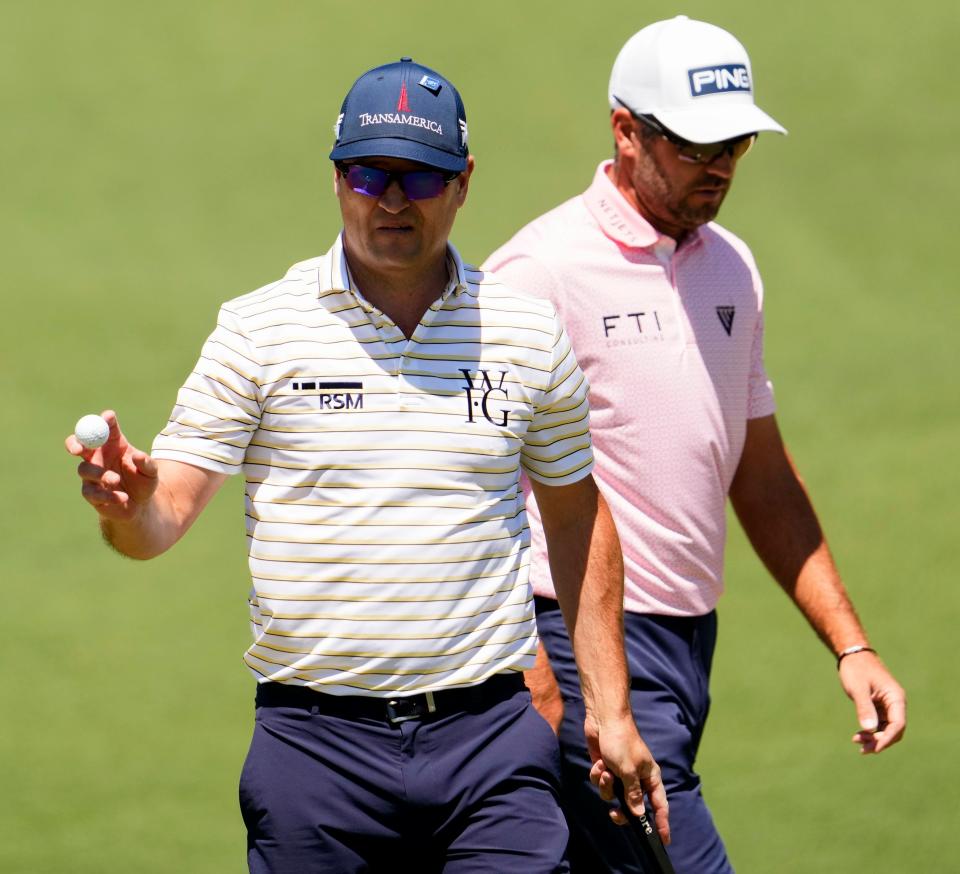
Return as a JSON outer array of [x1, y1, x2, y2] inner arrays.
[[255, 672, 526, 725]]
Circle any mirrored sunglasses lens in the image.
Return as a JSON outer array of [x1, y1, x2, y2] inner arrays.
[[400, 171, 449, 200], [732, 135, 756, 160], [345, 165, 390, 197], [678, 135, 755, 164], [679, 142, 726, 163]]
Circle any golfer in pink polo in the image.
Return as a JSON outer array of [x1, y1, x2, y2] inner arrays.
[[486, 16, 907, 873]]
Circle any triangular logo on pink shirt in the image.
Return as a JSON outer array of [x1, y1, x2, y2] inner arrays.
[[716, 306, 735, 336]]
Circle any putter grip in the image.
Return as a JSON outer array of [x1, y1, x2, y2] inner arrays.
[[612, 778, 676, 874]]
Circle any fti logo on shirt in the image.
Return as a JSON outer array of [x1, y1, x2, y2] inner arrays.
[[601, 311, 665, 347], [688, 65, 751, 96]]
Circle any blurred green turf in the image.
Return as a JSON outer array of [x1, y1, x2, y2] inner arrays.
[[2, 1, 956, 871]]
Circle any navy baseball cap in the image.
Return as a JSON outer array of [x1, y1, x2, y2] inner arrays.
[[330, 57, 469, 173]]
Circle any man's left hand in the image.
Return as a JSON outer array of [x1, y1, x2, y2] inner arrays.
[[839, 652, 907, 754], [586, 713, 670, 845]]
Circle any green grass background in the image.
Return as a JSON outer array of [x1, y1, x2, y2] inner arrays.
[[2, 1, 956, 870]]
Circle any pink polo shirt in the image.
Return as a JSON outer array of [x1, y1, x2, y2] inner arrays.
[[484, 161, 776, 616]]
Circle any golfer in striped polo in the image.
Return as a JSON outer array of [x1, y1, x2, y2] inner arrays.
[[66, 58, 668, 872]]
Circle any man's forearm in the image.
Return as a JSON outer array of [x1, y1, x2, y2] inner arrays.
[[525, 642, 564, 733], [99, 459, 226, 560], [782, 540, 870, 655], [537, 480, 631, 722], [731, 414, 907, 753], [100, 482, 184, 560], [730, 416, 870, 654], [746, 511, 870, 654], [531, 474, 670, 831]]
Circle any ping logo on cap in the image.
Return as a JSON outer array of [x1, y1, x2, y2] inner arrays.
[[688, 64, 751, 96]]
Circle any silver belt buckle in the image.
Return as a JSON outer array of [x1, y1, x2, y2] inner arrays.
[[386, 691, 437, 725]]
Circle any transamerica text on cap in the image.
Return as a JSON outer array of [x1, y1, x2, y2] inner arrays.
[[358, 112, 443, 134]]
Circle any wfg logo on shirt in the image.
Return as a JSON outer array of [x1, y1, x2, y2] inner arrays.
[[460, 368, 510, 426]]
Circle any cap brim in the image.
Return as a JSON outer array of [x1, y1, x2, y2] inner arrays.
[[329, 138, 467, 173], [655, 104, 786, 143]]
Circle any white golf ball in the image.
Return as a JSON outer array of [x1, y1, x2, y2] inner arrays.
[[75, 414, 110, 449]]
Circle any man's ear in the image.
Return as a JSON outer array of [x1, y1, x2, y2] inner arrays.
[[611, 108, 640, 161], [454, 154, 476, 206]]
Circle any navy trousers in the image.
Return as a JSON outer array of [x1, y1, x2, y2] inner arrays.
[[535, 597, 733, 874], [239, 674, 569, 873]]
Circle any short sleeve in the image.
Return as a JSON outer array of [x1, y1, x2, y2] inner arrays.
[[482, 250, 560, 306], [520, 312, 594, 486], [747, 282, 776, 420], [151, 304, 263, 474]]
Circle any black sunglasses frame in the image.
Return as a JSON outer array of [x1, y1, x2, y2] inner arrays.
[[613, 98, 756, 164]]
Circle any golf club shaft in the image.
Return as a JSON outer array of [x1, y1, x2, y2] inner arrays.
[[612, 778, 676, 874]]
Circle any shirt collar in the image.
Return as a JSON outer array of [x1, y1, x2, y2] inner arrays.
[[444, 243, 469, 297], [582, 160, 702, 253], [320, 232, 467, 302]]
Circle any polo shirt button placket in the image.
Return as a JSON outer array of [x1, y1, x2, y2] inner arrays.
[[652, 237, 675, 265], [652, 236, 687, 347]]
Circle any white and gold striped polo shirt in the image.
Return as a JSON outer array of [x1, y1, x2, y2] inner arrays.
[[152, 235, 593, 696]]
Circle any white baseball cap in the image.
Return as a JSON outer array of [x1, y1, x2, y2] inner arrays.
[[608, 15, 786, 143]]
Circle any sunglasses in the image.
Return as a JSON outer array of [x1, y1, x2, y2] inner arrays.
[[614, 99, 756, 164], [335, 161, 459, 201]]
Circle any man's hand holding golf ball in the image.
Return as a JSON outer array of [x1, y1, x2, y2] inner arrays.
[[66, 410, 160, 523], [66, 411, 226, 559]]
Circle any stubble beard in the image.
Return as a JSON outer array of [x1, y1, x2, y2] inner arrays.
[[637, 147, 727, 233]]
